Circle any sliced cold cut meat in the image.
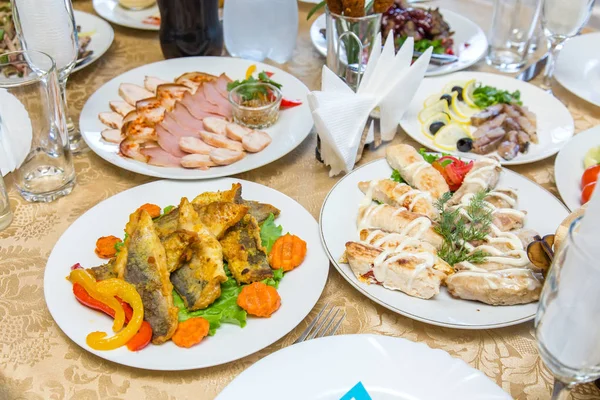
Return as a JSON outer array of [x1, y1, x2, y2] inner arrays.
[[203, 116, 228, 135], [242, 130, 272, 153], [119, 83, 153, 106], [120, 139, 148, 163], [144, 76, 169, 94], [98, 112, 123, 129], [209, 148, 246, 166], [109, 101, 135, 117], [170, 103, 205, 133], [136, 98, 166, 124], [181, 154, 216, 169], [156, 84, 190, 111], [215, 73, 231, 98], [203, 82, 232, 119], [199, 130, 244, 151], [157, 125, 188, 158], [141, 147, 182, 168], [101, 129, 124, 144], [160, 114, 198, 139], [179, 137, 216, 155], [225, 123, 251, 141], [181, 91, 223, 120]]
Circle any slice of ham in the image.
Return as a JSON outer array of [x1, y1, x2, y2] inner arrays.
[[136, 98, 166, 124], [160, 114, 198, 139], [181, 154, 216, 170], [98, 112, 123, 129], [180, 92, 223, 120], [215, 73, 231, 98], [120, 139, 148, 163], [175, 72, 218, 93], [156, 84, 190, 111], [225, 123, 251, 141], [141, 147, 182, 168], [203, 117, 228, 135], [209, 148, 245, 165], [109, 101, 135, 117], [119, 83, 153, 106], [199, 130, 244, 152], [156, 125, 188, 158], [179, 137, 216, 155], [203, 82, 232, 119], [101, 129, 124, 144], [189, 89, 227, 117], [170, 103, 205, 133], [144, 76, 169, 94], [242, 130, 272, 153]]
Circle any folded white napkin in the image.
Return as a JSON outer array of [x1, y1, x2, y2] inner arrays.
[[0, 89, 33, 177], [309, 32, 432, 176]]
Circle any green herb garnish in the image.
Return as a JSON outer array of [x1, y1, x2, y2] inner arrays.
[[472, 85, 522, 109], [260, 213, 283, 253], [391, 169, 405, 183], [418, 148, 450, 164], [306, 0, 326, 20], [434, 191, 491, 266], [114, 233, 128, 253], [227, 71, 283, 102], [162, 205, 175, 215]]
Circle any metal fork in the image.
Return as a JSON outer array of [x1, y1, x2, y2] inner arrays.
[[294, 302, 345, 344]]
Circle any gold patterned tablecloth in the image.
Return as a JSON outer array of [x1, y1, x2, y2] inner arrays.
[[1, 1, 600, 399]]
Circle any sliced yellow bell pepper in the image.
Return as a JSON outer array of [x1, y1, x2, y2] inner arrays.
[[86, 278, 144, 351], [69, 269, 125, 332], [245, 64, 257, 79]]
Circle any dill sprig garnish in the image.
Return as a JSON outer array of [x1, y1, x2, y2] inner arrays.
[[434, 191, 492, 266]]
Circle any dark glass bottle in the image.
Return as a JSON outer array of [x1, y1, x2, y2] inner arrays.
[[157, 0, 223, 58]]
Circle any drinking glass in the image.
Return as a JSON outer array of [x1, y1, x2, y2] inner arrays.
[[326, 7, 382, 90], [0, 51, 75, 202], [486, 0, 542, 72], [12, 0, 87, 154], [540, 0, 596, 92], [0, 173, 12, 231], [223, 0, 298, 63], [535, 217, 600, 400]]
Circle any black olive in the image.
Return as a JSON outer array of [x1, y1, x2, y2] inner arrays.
[[457, 137, 473, 152], [440, 94, 452, 105], [429, 121, 445, 135], [452, 86, 464, 101]]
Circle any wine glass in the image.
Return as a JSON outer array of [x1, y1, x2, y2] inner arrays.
[[540, 0, 596, 92], [535, 217, 600, 400], [12, 0, 87, 154]]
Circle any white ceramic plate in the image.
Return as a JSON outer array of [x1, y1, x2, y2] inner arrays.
[[555, 32, 600, 107], [554, 126, 600, 211], [73, 11, 115, 73], [93, 0, 159, 31], [44, 178, 329, 370], [320, 158, 569, 329], [310, 9, 488, 76], [400, 72, 575, 165], [217, 334, 511, 400], [79, 57, 313, 179]]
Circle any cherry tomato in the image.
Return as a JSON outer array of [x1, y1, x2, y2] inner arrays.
[[582, 182, 596, 204], [581, 165, 600, 188]]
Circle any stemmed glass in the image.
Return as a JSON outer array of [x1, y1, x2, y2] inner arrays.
[[12, 0, 87, 154], [540, 0, 596, 92], [535, 218, 600, 400]]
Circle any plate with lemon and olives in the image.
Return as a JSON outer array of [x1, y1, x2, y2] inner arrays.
[[399, 72, 574, 166]]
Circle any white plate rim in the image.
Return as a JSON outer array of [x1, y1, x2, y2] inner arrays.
[[216, 334, 511, 399], [44, 178, 329, 370], [319, 157, 569, 329], [309, 8, 488, 77], [93, 0, 160, 31], [399, 71, 575, 166], [79, 56, 314, 180], [554, 125, 600, 211], [555, 32, 600, 108], [73, 10, 115, 73]]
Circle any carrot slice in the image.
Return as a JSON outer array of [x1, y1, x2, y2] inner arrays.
[[137, 203, 161, 218], [268, 234, 307, 272], [95, 235, 122, 259], [171, 317, 210, 348], [237, 282, 281, 318]]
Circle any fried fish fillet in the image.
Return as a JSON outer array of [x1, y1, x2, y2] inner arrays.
[[88, 261, 118, 281], [220, 214, 273, 284], [193, 201, 248, 239], [192, 183, 241, 206], [161, 230, 197, 273], [116, 209, 179, 344], [170, 198, 227, 310]]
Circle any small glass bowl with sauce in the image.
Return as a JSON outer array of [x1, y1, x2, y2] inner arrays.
[[228, 82, 282, 129]]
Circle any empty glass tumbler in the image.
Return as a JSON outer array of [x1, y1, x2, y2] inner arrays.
[[223, 0, 298, 63], [486, 0, 542, 72], [0, 51, 75, 202]]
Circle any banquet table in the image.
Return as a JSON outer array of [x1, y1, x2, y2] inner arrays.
[[1, 1, 600, 399]]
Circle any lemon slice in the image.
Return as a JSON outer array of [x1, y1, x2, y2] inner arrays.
[[442, 80, 466, 94], [448, 105, 471, 124], [463, 79, 478, 108], [421, 112, 451, 138], [433, 123, 471, 151], [423, 93, 441, 108], [418, 99, 450, 124], [584, 146, 600, 169]]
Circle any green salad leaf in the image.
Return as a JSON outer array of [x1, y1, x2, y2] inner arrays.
[[260, 213, 282, 253], [162, 205, 175, 215], [391, 169, 405, 183], [262, 268, 284, 289], [472, 85, 522, 109]]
